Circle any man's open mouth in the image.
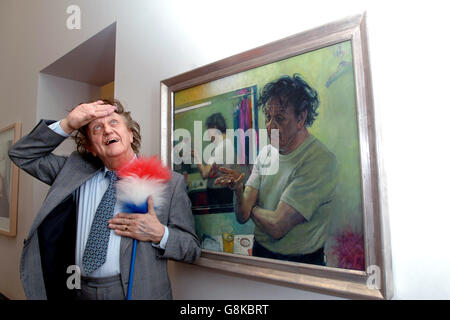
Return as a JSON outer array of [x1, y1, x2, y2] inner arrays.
[[106, 138, 119, 145]]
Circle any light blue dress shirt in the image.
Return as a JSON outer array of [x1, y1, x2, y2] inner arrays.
[[48, 121, 169, 277]]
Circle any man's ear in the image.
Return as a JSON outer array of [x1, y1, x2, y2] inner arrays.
[[86, 144, 96, 157], [297, 110, 308, 128], [129, 128, 133, 144]]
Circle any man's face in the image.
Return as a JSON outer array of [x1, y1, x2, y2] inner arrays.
[[264, 97, 304, 151], [86, 112, 134, 161]]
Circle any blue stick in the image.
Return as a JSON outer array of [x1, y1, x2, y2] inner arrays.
[[124, 200, 156, 300], [126, 239, 138, 300]]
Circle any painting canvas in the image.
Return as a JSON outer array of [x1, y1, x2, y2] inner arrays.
[[161, 14, 392, 299], [0, 123, 20, 236], [172, 40, 364, 270]]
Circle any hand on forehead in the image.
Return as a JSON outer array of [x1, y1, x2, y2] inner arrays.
[[89, 100, 117, 117], [88, 110, 120, 126], [61, 100, 117, 134]]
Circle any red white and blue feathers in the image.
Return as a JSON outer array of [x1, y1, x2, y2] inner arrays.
[[116, 156, 171, 213]]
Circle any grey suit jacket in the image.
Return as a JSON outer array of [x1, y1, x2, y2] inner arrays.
[[9, 120, 201, 300]]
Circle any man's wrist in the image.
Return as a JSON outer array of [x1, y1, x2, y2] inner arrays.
[[155, 224, 165, 243], [59, 118, 75, 135], [232, 182, 244, 192], [48, 120, 71, 137], [152, 225, 169, 249]]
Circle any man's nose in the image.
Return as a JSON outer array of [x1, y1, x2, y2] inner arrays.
[[266, 119, 278, 131], [103, 124, 113, 134]]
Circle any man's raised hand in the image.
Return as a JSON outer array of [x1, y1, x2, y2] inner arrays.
[[60, 100, 116, 134]]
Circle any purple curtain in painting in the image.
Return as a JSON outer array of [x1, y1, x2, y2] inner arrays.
[[233, 87, 258, 165]]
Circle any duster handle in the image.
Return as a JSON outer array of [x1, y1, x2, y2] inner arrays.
[[126, 239, 138, 300]]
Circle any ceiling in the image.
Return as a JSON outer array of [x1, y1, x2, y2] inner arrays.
[[41, 23, 116, 86]]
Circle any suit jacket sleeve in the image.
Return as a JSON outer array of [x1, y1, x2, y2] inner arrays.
[[158, 173, 201, 263], [8, 120, 68, 186]]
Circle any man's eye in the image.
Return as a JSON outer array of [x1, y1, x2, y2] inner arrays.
[[93, 125, 102, 132], [111, 119, 118, 125]]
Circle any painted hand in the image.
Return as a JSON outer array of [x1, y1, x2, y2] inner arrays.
[[214, 167, 245, 190]]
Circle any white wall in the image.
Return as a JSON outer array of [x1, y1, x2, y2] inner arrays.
[[1, 0, 449, 300]]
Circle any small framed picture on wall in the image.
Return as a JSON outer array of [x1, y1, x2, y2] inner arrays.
[[0, 122, 21, 237]]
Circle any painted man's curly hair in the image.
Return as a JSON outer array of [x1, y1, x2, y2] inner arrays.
[[258, 73, 319, 127], [73, 99, 141, 155]]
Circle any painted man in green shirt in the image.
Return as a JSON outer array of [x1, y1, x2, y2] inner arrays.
[[216, 74, 338, 265]]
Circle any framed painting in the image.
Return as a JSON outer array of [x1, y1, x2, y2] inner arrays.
[[160, 13, 392, 299], [0, 122, 21, 237]]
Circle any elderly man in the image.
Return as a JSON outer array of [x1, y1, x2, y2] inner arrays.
[[9, 99, 201, 300], [216, 74, 338, 266]]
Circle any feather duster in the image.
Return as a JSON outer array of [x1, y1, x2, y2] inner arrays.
[[115, 156, 171, 300], [116, 156, 171, 213]]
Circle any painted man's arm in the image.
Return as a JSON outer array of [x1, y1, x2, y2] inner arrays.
[[234, 185, 258, 224], [251, 201, 305, 240]]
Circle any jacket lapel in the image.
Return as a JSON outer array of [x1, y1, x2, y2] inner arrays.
[[29, 153, 102, 237]]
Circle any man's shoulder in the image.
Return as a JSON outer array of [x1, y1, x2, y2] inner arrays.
[[61, 151, 104, 173], [167, 170, 184, 189], [165, 171, 188, 201], [289, 136, 338, 176], [306, 138, 338, 177], [306, 136, 336, 160], [170, 170, 183, 182]]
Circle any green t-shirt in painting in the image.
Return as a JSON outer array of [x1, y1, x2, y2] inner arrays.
[[246, 134, 338, 256]]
